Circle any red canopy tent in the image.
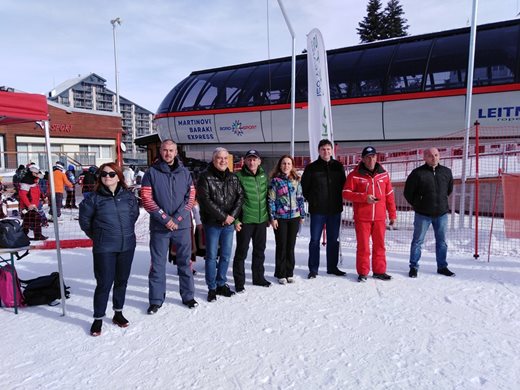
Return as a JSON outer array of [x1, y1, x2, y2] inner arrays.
[[0, 90, 48, 124], [0, 90, 67, 315]]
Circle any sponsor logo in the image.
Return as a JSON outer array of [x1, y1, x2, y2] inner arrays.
[[478, 106, 520, 121], [219, 120, 257, 136]]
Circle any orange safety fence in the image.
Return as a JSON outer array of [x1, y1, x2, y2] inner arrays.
[[502, 173, 520, 239]]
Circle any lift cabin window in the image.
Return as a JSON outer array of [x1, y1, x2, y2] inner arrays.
[[386, 39, 433, 94], [473, 25, 519, 86], [328, 50, 363, 99], [237, 62, 284, 107], [178, 72, 215, 111], [425, 34, 469, 91], [196, 69, 236, 109], [351, 45, 395, 97], [219, 67, 255, 108]]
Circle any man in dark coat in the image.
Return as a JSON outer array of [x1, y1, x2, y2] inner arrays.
[[404, 147, 455, 278], [141, 139, 198, 313], [197, 147, 244, 302], [301, 139, 346, 279]]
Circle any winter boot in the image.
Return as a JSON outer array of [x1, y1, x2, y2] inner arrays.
[[207, 289, 217, 302], [90, 319, 102, 336], [112, 311, 129, 327], [216, 284, 235, 297]]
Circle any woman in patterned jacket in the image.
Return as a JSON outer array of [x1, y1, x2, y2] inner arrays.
[[268, 155, 305, 285]]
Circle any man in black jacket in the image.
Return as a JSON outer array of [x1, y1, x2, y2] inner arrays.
[[404, 147, 455, 278], [197, 147, 244, 302], [301, 139, 346, 279]]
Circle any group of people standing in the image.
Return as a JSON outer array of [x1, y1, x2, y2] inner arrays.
[[78, 138, 455, 337]]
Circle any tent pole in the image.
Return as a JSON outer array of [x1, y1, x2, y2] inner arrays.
[[40, 120, 67, 316]]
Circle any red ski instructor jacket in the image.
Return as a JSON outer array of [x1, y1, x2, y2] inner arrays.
[[343, 162, 397, 222]]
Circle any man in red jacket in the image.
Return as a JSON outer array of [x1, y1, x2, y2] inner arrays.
[[343, 146, 396, 282]]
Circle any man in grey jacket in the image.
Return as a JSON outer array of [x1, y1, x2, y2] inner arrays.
[[141, 139, 197, 313]]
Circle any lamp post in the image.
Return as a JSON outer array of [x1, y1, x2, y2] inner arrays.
[[276, 0, 296, 158], [111, 17, 125, 162], [110, 17, 121, 114]]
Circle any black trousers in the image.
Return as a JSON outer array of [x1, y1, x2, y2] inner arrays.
[[233, 222, 267, 289], [274, 218, 300, 279], [65, 189, 77, 207], [93, 249, 135, 318], [49, 193, 63, 217]]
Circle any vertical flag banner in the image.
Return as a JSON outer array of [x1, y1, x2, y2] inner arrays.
[[307, 28, 334, 161]]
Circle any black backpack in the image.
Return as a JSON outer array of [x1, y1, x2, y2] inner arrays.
[[21, 272, 70, 306], [0, 219, 30, 259]]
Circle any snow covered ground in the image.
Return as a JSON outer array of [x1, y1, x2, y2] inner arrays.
[[1, 225, 519, 389]]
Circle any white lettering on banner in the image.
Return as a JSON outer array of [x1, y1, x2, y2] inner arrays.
[[310, 35, 323, 97]]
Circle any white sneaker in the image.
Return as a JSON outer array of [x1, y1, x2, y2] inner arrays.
[[286, 277, 295, 284], [278, 278, 287, 285]]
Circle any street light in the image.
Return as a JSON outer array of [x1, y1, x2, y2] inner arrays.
[[110, 17, 121, 114], [276, 0, 296, 158]]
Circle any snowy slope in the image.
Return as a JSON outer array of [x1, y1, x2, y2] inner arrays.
[[1, 226, 519, 389]]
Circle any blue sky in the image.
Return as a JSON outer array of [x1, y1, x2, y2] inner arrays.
[[1, 0, 518, 112]]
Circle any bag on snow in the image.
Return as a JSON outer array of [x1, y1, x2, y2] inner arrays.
[[0, 264, 26, 308], [21, 272, 70, 306], [0, 219, 30, 259]]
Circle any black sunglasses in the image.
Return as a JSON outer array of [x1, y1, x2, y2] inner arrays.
[[100, 171, 117, 178]]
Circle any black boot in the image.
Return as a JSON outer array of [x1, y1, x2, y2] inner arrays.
[[216, 284, 235, 297], [90, 319, 102, 336], [207, 289, 217, 302], [112, 311, 129, 327], [31, 225, 48, 241]]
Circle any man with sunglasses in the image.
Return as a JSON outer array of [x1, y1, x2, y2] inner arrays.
[[141, 139, 197, 313]]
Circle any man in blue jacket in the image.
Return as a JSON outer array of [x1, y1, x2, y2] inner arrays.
[[141, 140, 197, 313]]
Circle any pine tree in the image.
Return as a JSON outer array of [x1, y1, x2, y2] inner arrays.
[[357, 0, 384, 43], [382, 0, 409, 39]]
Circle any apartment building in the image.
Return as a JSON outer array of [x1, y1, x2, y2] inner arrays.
[[48, 73, 153, 162]]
